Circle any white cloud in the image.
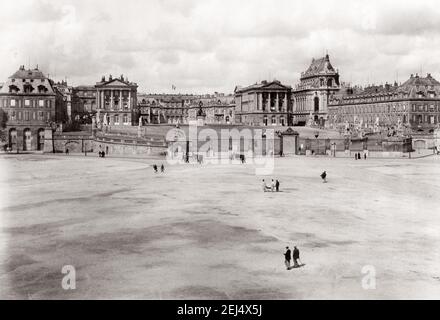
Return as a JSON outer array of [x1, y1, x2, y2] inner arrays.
[[1, 0, 440, 93]]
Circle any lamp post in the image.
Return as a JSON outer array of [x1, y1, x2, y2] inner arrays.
[[314, 131, 319, 155]]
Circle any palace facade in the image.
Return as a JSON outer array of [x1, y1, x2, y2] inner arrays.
[[292, 54, 341, 126], [95, 75, 138, 126], [136, 93, 235, 125], [328, 73, 440, 133], [0, 65, 65, 151], [234, 80, 292, 126]]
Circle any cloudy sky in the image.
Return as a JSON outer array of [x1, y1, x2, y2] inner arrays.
[[1, 0, 440, 94]]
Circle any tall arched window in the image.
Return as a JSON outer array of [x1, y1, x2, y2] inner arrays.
[[314, 97, 319, 112]]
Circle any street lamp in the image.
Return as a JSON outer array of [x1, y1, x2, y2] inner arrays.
[[314, 131, 320, 155], [331, 142, 336, 157]]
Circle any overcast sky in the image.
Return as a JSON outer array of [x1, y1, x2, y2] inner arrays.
[[1, 0, 440, 94]]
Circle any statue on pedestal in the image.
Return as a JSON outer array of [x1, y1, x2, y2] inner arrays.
[[307, 111, 314, 127]]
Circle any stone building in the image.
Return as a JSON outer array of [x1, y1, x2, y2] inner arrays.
[[71, 85, 96, 121], [234, 80, 292, 126], [292, 54, 341, 126], [0, 65, 64, 151], [95, 75, 138, 126], [327, 73, 440, 134], [53, 80, 73, 121], [136, 93, 235, 125]]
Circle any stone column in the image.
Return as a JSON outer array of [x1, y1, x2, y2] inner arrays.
[[96, 90, 100, 110], [283, 93, 287, 112], [275, 93, 279, 112], [101, 91, 104, 109], [128, 90, 131, 110], [119, 90, 122, 110], [258, 93, 262, 112], [267, 92, 271, 112], [110, 90, 114, 110]]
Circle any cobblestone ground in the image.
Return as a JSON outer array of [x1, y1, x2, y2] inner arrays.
[[0, 154, 439, 299]]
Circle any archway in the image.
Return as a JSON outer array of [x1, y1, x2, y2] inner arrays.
[[8, 128, 17, 150], [23, 128, 32, 151], [37, 128, 45, 151]]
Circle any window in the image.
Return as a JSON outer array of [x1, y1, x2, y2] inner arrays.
[[18, 111, 22, 120], [25, 99, 30, 107], [47, 112, 50, 120], [10, 111, 16, 120], [271, 115, 276, 125], [24, 111, 30, 121], [114, 115, 119, 124], [10, 99, 16, 107], [38, 111, 44, 120], [123, 114, 128, 124], [39, 100, 45, 107]]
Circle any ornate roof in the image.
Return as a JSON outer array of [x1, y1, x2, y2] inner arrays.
[[301, 54, 337, 79], [9, 65, 46, 80], [399, 73, 440, 95], [234, 80, 292, 94], [0, 65, 55, 95]]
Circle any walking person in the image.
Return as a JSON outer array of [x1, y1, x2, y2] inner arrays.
[[271, 179, 275, 192], [161, 164, 165, 173], [320, 170, 327, 183], [65, 148, 69, 155], [293, 246, 301, 267], [284, 246, 291, 270], [275, 179, 280, 192]]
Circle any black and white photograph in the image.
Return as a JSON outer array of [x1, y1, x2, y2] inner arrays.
[[0, 0, 439, 306]]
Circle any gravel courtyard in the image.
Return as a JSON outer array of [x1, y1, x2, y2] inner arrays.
[[0, 154, 439, 299]]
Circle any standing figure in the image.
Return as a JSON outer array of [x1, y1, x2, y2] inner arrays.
[[293, 246, 301, 267], [153, 164, 158, 173], [275, 179, 280, 192], [284, 246, 291, 270], [161, 164, 165, 173], [262, 179, 267, 192], [271, 179, 275, 192], [320, 171, 327, 183]]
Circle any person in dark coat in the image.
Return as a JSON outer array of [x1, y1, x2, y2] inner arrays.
[[293, 246, 301, 267], [357, 152, 361, 160], [153, 164, 158, 173], [355, 153, 357, 160], [284, 246, 291, 269], [320, 171, 327, 183], [364, 153, 367, 160], [275, 179, 280, 192], [161, 164, 165, 173]]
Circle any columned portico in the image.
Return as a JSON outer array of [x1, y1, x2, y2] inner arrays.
[[95, 75, 138, 126]]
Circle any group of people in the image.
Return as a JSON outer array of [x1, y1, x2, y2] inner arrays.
[[262, 179, 280, 192], [153, 164, 165, 173], [284, 246, 302, 269], [354, 152, 366, 160]]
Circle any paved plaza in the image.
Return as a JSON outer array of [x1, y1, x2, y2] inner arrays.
[[0, 154, 439, 299]]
